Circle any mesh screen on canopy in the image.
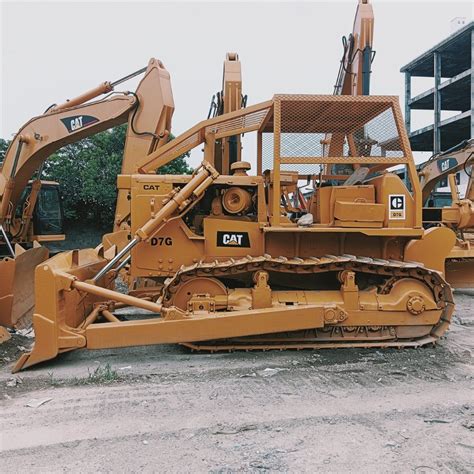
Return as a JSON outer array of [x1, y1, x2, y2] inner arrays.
[[262, 95, 404, 175]]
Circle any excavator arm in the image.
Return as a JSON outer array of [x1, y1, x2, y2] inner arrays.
[[207, 53, 244, 175], [0, 58, 174, 242], [334, 0, 374, 97], [326, 0, 375, 176]]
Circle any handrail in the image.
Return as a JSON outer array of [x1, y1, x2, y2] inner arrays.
[[137, 100, 273, 173]]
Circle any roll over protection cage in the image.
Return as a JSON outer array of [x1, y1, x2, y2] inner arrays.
[[136, 94, 421, 228]]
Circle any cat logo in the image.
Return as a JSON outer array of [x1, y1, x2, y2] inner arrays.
[[143, 184, 160, 191], [223, 234, 243, 245], [437, 157, 457, 173], [217, 231, 250, 248], [388, 194, 406, 220], [60, 115, 99, 133]]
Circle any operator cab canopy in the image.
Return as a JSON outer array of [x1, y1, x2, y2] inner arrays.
[[135, 94, 417, 229]]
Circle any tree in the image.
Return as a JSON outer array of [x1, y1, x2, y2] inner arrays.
[[42, 125, 192, 226], [42, 127, 125, 223], [0, 138, 10, 165], [1, 125, 192, 227]]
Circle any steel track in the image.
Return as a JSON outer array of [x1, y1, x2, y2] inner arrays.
[[161, 254, 454, 350]]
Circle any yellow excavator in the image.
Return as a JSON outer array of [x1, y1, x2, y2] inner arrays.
[[0, 58, 174, 336], [419, 140, 474, 287]]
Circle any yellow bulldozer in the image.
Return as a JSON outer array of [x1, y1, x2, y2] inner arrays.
[[7, 0, 464, 371], [14, 91, 457, 372]]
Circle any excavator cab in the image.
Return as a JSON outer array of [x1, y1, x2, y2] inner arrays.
[[15, 181, 64, 239], [31, 182, 64, 237], [0, 181, 63, 330]]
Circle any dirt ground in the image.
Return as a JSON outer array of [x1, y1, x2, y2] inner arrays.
[[1, 291, 473, 473]]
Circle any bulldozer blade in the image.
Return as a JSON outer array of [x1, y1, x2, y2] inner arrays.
[[445, 239, 474, 288], [0, 326, 11, 343], [0, 244, 49, 329], [445, 258, 474, 289], [12, 248, 110, 372], [12, 246, 331, 372]]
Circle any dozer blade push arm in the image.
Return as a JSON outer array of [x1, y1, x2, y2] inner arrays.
[[93, 161, 219, 282]]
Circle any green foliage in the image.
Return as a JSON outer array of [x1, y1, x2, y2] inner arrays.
[[48, 363, 120, 387], [84, 363, 119, 385], [0, 138, 10, 165], [0, 126, 191, 226], [40, 125, 192, 226]]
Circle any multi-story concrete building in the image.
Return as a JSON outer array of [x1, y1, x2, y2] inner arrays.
[[400, 21, 473, 196]]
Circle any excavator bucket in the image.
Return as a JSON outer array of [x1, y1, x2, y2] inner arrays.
[[0, 243, 49, 330]]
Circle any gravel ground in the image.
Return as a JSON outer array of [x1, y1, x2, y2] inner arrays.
[[1, 290, 473, 472]]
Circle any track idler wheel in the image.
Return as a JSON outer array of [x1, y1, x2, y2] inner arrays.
[[165, 277, 227, 311]]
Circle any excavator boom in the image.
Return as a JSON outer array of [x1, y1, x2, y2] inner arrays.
[[0, 95, 136, 218], [335, 0, 374, 96], [0, 58, 174, 329]]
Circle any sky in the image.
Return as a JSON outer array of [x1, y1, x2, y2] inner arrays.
[[1, 0, 472, 167]]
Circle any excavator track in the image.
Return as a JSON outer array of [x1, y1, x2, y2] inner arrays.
[[161, 254, 454, 351]]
